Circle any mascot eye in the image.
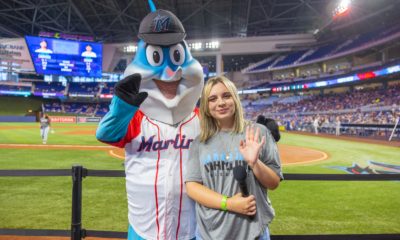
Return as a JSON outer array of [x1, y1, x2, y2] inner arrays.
[[169, 44, 185, 65], [146, 45, 163, 66]]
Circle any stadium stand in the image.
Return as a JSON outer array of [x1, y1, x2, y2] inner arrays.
[[95, 102, 110, 117], [245, 24, 400, 74], [63, 102, 97, 116], [34, 82, 66, 96], [68, 82, 100, 97], [242, 82, 400, 137], [247, 56, 278, 72], [274, 50, 308, 68], [0, 84, 31, 93], [99, 82, 116, 95], [43, 101, 63, 113]]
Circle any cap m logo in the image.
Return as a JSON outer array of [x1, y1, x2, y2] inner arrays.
[[153, 15, 170, 32]]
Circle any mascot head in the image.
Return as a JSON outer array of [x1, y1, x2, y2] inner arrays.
[[124, 4, 204, 125]]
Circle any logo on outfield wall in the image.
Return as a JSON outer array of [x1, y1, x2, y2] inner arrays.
[[49, 116, 76, 123], [330, 161, 400, 174], [77, 117, 101, 123]]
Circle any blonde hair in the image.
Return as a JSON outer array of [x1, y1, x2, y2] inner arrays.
[[199, 76, 245, 142]]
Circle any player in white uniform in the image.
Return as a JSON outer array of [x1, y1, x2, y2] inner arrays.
[[96, 7, 204, 240], [40, 114, 51, 144]]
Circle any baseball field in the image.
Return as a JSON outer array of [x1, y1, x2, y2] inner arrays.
[[0, 122, 399, 236]]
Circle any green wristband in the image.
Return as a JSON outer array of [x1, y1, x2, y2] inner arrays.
[[221, 195, 228, 211]]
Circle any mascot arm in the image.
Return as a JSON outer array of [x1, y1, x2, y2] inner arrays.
[[96, 96, 138, 146], [96, 73, 148, 147], [113, 73, 148, 107]]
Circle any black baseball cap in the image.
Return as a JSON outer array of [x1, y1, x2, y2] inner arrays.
[[138, 9, 186, 46]]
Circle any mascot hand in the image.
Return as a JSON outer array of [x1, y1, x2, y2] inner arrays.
[[114, 73, 148, 107], [256, 115, 281, 142]]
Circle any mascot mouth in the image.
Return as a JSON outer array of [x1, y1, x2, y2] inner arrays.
[[153, 79, 181, 99]]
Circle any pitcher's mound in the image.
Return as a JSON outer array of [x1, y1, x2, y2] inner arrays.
[[278, 144, 328, 165]]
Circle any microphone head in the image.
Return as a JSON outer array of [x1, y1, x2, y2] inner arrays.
[[256, 115, 266, 124], [233, 165, 247, 183]]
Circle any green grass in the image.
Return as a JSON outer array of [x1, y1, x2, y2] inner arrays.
[[269, 181, 400, 234], [0, 122, 102, 145], [279, 133, 400, 174], [0, 96, 43, 116], [270, 132, 400, 234], [0, 177, 127, 230], [0, 122, 127, 230], [0, 124, 399, 234]]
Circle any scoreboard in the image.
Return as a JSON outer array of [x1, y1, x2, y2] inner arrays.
[[25, 36, 102, 78]]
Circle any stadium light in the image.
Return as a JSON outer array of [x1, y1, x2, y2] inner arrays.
[[124, 45, 137, 53], [188, 42, 203, 50], [188, 41, 220, 51], [205, 41, 220, 49], [333, 0, 351, 18]]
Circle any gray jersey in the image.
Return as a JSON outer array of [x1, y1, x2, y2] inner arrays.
[[40, 117, 50, 128], [185, 123, 283, 240]]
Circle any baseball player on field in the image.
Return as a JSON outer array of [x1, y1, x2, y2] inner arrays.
[[96, 2, 204, 240], [40, 114, 51, 144]]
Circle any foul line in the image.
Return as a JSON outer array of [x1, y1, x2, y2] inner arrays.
[[109, 150, 124, 160]]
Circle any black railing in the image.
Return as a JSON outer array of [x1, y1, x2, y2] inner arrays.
[[0, 167, 399, 240]]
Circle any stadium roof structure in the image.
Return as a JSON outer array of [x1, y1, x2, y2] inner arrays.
[[0, 0, 399, 43]]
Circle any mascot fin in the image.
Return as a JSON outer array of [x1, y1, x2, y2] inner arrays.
[[148, 0, 156, 12]]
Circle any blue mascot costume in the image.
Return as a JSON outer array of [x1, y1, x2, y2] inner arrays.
[[96, 2, 204, 239]]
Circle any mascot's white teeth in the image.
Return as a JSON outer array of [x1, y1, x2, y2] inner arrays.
[[153, 79, 182, 99]]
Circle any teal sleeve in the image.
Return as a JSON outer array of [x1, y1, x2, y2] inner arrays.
[[96, 96, 138, 143]]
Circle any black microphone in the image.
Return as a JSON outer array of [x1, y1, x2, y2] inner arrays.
[[233, 165, 249, 197], [256, 115, 281, 142], [233, 165, 255, 220], [256, 115, 266, 127]]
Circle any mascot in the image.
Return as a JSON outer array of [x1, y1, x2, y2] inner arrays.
[[96, 1, 204, 239]]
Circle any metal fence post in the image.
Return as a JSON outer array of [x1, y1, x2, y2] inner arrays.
[[71, 165, 86, 240]]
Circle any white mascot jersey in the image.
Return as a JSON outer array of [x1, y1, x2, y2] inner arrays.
[[97, 7, 204, 240]]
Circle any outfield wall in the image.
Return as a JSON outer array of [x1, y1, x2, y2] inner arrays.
[[49, 116, 101, 123], [0, 116, 101, 123], [0, 116, 36, 122]]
